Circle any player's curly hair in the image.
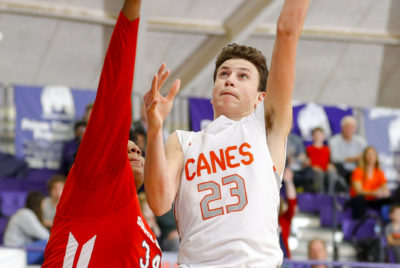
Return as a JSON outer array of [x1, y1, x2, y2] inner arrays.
[[213, 43, 268, 92]]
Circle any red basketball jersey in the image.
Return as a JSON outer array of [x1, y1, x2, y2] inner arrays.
[[42, 12, 161, 268]]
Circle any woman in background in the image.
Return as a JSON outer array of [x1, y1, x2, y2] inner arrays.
[[349, 146, 391, 218], [3, 191, 49, 247]]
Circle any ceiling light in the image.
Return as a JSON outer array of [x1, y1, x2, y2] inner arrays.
[[0, 32, 3, 41]]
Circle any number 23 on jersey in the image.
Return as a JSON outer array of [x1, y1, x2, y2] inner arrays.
[[198, 174, 248, 220]]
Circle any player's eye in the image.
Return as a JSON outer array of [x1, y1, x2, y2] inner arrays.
[[240, 73, 249, 79]]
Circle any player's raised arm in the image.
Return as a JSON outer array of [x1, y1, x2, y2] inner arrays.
[[264, 0, 310, 175], [70, 0, 140, 188], [143, 64, 182, 216], [122, 0, 141, 21]]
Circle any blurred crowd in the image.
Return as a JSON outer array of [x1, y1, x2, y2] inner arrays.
[[2, 102, 400, 265]]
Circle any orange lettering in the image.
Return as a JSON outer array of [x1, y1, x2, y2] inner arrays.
[[197, 153, 211, 177], [239, 143, 254, 165], [225, 146, 240, 168], [185, 159, 195, 181], [210, 149, 226, 173]]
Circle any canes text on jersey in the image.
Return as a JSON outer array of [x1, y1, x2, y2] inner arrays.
[[184, 142, 254, 181]]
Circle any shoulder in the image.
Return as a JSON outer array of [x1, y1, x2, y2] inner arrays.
[[353, 135, 367, 145], [351, 167, 363, 179], [15, 208, 36, 220], [329, 134, 342, 144], [166, 131, 184, 156], [376, 168, 386, 179]]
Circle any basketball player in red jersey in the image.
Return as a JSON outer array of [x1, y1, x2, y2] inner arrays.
[[42, 0, 162, 267]]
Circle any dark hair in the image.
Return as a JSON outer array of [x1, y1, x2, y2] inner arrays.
[[129, 128, 146, 143], [25, 191, 45, 224], [47, 174, 66, 192], [213, 43, 268, 92], [74, 120, 87, 132], [390, 204, 400, 214], [312, 127, 324, 135]]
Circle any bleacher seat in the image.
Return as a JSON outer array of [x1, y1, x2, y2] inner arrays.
[[0, 191, 27, 217]]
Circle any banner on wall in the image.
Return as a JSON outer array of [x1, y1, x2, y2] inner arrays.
[[364, 108, 400, 182], [14, 85, 95, 169]]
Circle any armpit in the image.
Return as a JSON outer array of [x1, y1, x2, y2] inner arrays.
[[265, 108, 274, 132]]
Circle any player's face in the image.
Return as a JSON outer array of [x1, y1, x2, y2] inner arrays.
[[212, 59, 264, 119], [127, 140, 144, 178]]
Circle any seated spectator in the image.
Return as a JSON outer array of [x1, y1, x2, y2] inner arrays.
[[286, 131, 314, 192], [3, 191, 49, 247], [329, 115, 367, 183], [42, 175, 66, 228], [349, 146, 391, 218], [60, 120, 86, 175], [306, 127, 346, 194], [386, 204, 400, 262], [279, 168, 297, 258], [308, 238, 328, 268]]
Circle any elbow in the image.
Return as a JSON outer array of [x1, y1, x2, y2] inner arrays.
[[148, 202, 170, 217]]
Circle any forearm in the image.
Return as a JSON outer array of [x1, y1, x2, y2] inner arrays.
[[277, 0, 310, 37], [144, 129, 174, 216], [122, 0, 141, 21], [387, 236, 400, 246]]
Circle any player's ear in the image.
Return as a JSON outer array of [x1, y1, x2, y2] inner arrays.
[[254, 91, 265, 107]]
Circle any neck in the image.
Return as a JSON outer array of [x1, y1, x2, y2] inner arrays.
[[342, 134, 352, 141], [214, 108, 253, 121], [366, 165, 374, 172], [313, 141, 324, 147]]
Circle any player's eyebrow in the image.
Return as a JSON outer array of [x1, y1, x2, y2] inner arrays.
[[219, 66, 252, 72]]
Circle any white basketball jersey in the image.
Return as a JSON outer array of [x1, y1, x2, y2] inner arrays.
[[175, 102, 283, 267]]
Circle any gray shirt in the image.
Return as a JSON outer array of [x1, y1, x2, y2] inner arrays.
[[3, 208, 49, 247], [329, 134, 367, 171], [386, 222, 400, 238], [42, 197, 56, 223]]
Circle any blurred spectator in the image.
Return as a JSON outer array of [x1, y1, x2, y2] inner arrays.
[[349, 146, 391, 218], [279, 168, 297, 258], [60, 120, 86, 175], [43, 175, 66, 228], [286, 131, 314, 192], [306, 127, 346, 194], [138, 192, 161, 238], [82, 102, 94, 124], [3, 191, 49, 247], [386, 204, 400, 262], [157, 209, 180, 252], [308, 238, 328, 268], [0, 152, 29, 178], [329, 116, 367, 182]]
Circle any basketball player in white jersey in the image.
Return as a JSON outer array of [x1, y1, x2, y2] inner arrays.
[[143, 0, 309, 266]]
